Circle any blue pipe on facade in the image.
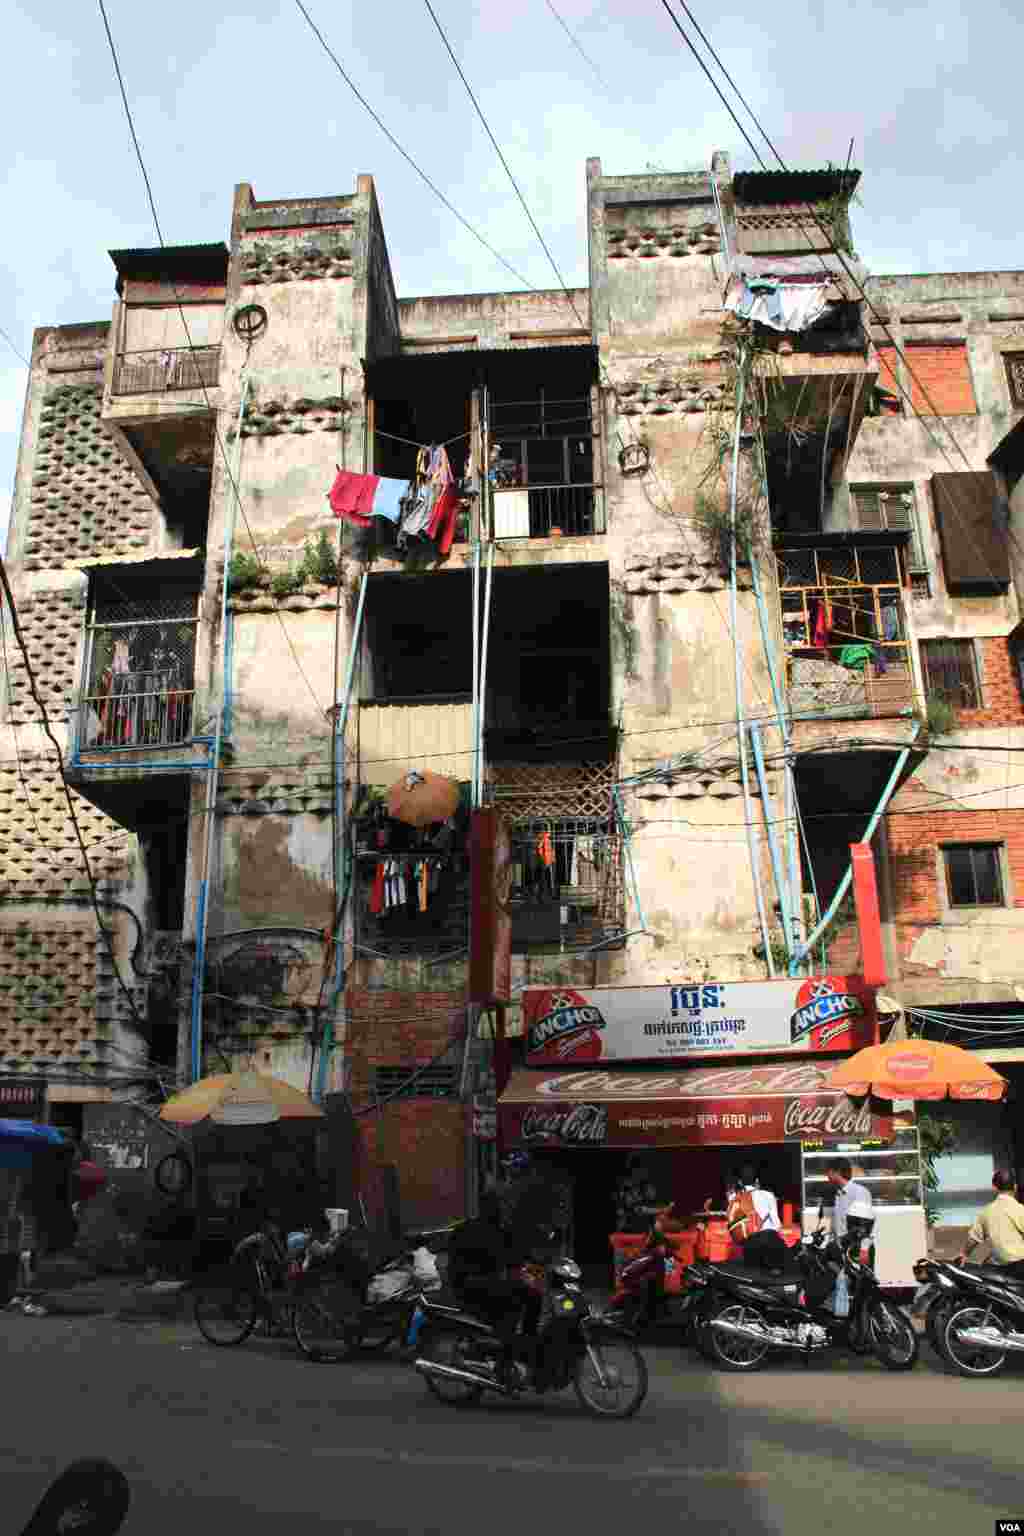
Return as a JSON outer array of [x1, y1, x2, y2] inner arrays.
[[190, 880, 207, 1083], [789, 721, 922, 974], [223, 611, 234, 740], [748, 721, 794, 958]]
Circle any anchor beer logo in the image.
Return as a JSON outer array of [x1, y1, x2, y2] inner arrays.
[[520, 1102, 608, 1144], [790, 976, 864, 1048], [525, 989, 606, 1063]]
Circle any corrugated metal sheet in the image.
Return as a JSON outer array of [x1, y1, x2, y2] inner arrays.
[[359, 699, 474, 784], [68, 549, 201, 569]]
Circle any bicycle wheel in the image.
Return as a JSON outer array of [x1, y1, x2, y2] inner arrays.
[[292, 1281, 361, 1363], [194, 1282, 259, 1347]]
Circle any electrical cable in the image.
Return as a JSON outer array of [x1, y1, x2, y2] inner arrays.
[[542, 0, 610, 92], [659, 0, 1019, 602], [292, 0, 535, 291], [0, 321, 30, 369], [96, 0, 325, 722]]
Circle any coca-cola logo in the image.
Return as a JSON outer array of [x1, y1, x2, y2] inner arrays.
[[790, 977, 863, 1044], [520, 1103, 608, 1144], [536, 1064, 828, 1099], [884, 1051, 934, 1082], [783, 1097, 875, 1139]]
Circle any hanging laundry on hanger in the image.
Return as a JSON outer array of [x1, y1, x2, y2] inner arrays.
[[369, 862, 386, 916], [811, 598, 829, 649]]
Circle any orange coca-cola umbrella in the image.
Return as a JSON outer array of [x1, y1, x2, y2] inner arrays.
[[386, 770, 460, 828], [827, 1040, 1007, 1102]]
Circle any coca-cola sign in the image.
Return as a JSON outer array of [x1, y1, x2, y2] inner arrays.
[[520, 1103, 608, 1145], [783, 1097, 875, 1139]]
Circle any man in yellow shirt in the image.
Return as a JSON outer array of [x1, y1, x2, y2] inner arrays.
[[958, 1170, 1024, 1277]]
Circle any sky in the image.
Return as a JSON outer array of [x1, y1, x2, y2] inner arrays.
[[1, 0, 1020, 552]]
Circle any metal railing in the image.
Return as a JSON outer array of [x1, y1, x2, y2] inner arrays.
[[112, 346, 220, 396], [780, 581, 916, 719], [492, 484, 602, 540], [80, 684, 195, 749]]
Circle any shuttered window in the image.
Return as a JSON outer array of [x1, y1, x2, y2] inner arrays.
[[919, 638, 981, 709], [931, 471, 1010, 589], [371, 1065, 460, 1101], [852, 485, 926, 571]]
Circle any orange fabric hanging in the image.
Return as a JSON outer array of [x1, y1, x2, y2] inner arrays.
[[537, 831, 555, 868]]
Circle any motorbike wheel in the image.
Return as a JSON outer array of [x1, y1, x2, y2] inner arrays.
[[869, 1299, 918, 1371], [574, 1337, 648, 1419], [925, 1299, 956, 1363], [942, 1305, 1007, 1378], [705, 1303, 771, 1372], [418, 1328, 486, 1407], [194, 1282, 259, 1347], [292, 1282, 361, 1364]]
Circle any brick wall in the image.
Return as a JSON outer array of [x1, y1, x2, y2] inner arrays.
[[345, 988, 468, 1227], [904, 342, 976, 416], [920, 636, 1024, 728]]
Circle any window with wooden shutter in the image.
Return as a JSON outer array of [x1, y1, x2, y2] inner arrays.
[[931, 471, 1010, 589], [852, 485, 927, 571]]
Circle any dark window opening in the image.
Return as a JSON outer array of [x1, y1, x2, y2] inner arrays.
[[367, 346, 601, 543], [138, 812, 188, 931], [508, 817, 622, 952], [1006, 353, 1024, 410], [920, 638, 980, 710], [943, 844, 1004, 907], [363, 571, 473, 701], [372, 1064, 460, 1101]]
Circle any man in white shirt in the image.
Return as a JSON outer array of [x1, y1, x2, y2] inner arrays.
[[826, 1158, 873, 1240]]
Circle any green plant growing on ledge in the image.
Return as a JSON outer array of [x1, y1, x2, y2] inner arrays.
[[693, 489, 760, 569], [299, 529, 340, 587], [925, 692, 957, 736], [226, 552, 264, 592], [270, 567, 305, 600]]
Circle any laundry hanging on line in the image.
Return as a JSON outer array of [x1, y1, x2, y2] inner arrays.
[[328, 470, 408, 527]]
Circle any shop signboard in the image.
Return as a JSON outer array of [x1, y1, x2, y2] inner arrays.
[[523, 976, 876, 1066], [498, 1064, 893, 1150]]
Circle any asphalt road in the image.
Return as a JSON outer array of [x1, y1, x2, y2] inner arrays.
[[3, 1312, 1021, 1536]]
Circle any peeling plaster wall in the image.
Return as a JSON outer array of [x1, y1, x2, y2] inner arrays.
[[216, 812, 334, 934]]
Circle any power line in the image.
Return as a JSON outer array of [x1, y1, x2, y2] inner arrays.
[[543, 0, 610, 92], [292, 0, 536, 292], [658, 0, 1016, 600], [95, 0, 325, 722], [421, 0, 584, 327], [0, 558, 145, 1032], [0, 321, 30, 369]]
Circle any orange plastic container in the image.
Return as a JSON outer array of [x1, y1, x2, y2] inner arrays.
[[780, 1224, 802, 1248]]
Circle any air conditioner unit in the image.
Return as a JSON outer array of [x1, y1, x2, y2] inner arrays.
[[493, 490, 530, 539]]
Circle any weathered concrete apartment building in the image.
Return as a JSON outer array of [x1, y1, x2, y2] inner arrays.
[[3, 153, 1024, 1224]]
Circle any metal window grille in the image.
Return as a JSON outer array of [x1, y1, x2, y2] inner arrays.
[[943, 844, 1004, 907], [82, 593, 199, 749], [1005, 354, 1024, 410], [372, 1064, 460, 1101], [852, 486, 926, 571], [489, 393, 601, 539], [920, 638, 980, 709]]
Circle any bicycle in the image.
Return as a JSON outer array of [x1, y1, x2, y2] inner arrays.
[[193, 1222, 308, 1348]]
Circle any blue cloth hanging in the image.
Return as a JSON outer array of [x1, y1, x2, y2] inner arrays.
[[0, 1119, 65, 1146]]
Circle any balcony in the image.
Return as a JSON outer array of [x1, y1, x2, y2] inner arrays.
[[492, 484, 602, 540], [777, 535, 917, 723], [75, 592, 200, 776], [112, 345, 220, 397]]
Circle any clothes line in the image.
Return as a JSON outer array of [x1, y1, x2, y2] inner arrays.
[[374, 427, 474, 451]]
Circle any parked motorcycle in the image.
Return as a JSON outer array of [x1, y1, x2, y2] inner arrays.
[[412, 1255, 649, 1418], [693, 1206, 918, 1372], [606, 1224, 712, 1348], [936, 1261, 1024, 1377], [291, 1226, 449, 1363], [912, 1256, 972, 1362]]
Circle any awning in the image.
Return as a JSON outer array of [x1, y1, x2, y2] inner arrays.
[[498, 1062, 895, 1150], [68, 549, 201, 570]]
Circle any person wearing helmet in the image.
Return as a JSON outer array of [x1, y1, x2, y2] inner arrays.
[[843, 1199, 876, 1265]]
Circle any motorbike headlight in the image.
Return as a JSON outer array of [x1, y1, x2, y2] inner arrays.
[[559, 1296, 577, 1313]]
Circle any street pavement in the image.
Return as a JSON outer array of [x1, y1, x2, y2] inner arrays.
[[2, 1309, 1020, 1536]]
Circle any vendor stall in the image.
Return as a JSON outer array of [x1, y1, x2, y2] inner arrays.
[[498, 1060, 927, 1287]]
